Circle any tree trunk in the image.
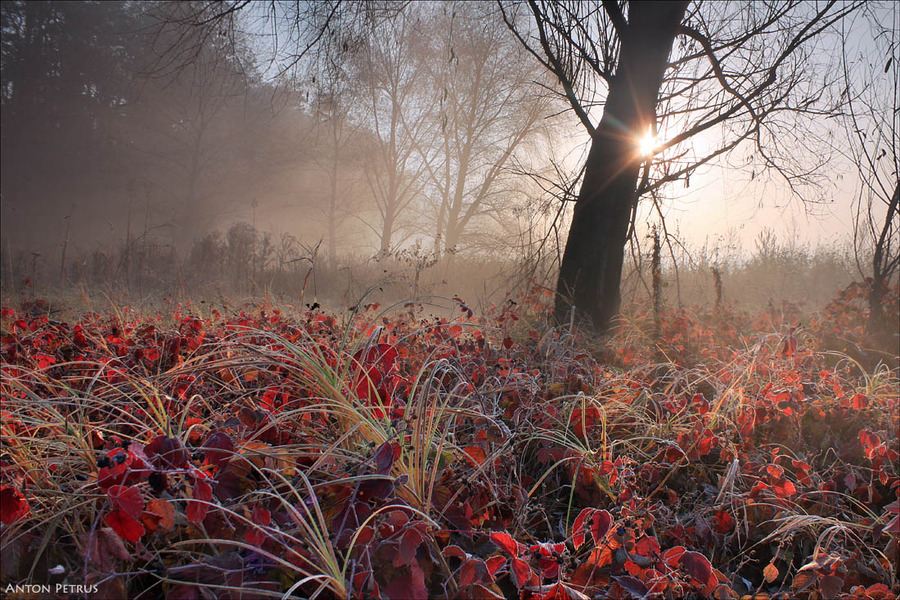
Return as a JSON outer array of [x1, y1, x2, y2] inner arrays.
[[868, 180, 899, 334], [554, 1, 689, 330]]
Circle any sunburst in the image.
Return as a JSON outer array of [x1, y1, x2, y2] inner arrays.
[[638, 128, 656, 157]]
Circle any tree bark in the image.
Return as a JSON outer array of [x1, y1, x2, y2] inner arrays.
[[554, 1, 689, 330], [868, 180, 899, 334]]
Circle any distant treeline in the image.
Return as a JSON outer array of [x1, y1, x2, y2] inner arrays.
[[1, 222, 886, 317]]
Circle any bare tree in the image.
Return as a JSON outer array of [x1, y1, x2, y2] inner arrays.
[[501, 0, 863, 330], [305, 29, 366, 270], [357, 11, 432, 256], [131, 2, 262, 250], [417, 4, 548, 260], [841, 4, 899, 336]]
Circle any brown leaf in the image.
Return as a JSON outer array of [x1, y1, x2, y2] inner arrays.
[[142, 498, 175, 533], [792, 569, 818, 593], [819, 575, 843, 598], [763, 562, 779, 583], [89, 527, 133, 572]]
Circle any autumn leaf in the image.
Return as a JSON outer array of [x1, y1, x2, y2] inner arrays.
[[203, 431, 235, 468], [490, 531, 521, 556], [461, 446, 487, 467], [107, 485, 144, 520], [145, 435, 190, 469], [772, 477, 797, 498], [510, 556, 534, 589], [680, 550, 712, 584], [820, 575, 843, 598], [186, 476, 213, 525], [791, 569, 818, 593], [105, 509, 145, 543], [88, 527, 133, 571], [245, 505, 271, 546], [613, 575, 649, 599], [714, 510, 735, 534], [0, 486, 29, 524], [763, 562, 779, 583], [141, 498, 175, 533], [374, 441, 400, 475]]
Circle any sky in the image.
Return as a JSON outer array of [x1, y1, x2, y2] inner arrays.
[[552, 1, 896, 259]]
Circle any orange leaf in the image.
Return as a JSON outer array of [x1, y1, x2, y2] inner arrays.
[[462, 446, 487, 467], [141, 498, 175, 533], [763, 562, 779, 583]]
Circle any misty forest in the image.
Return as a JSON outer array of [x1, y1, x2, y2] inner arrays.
[[0, 1, 898, 599]]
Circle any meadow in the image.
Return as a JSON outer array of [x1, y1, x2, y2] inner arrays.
[[1, 273, 897, 599]]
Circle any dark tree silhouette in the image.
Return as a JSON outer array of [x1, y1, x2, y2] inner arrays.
[[501, 0, 863, 330], [840, 5, 899, 337]]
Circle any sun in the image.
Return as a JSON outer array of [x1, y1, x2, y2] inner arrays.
[[638, 129, 656, 157]]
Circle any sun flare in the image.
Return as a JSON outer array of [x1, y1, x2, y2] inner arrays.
[[638, 130, 656, 157]]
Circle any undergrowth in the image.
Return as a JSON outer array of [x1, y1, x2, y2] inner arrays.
[[1, 285, 897, 599]]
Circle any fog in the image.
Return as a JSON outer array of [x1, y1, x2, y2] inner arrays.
[[0, 1, 893, 312]]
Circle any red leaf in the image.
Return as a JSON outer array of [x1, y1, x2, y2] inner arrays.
[[245, 505, 271, 546], [585, 546, 613, 569], [108, 485, 144, 520], [0, 486, 29, 524], [596, 460, 616, 476], [203, 432, 235, 468], [97, 461, 128, 491], [251, 505, 271, 526], [485, 555, 506, 578], [105, 509, 145, 542], [662, 545, 686, 568], [383, 562, 427, 600], [697, 435, 716, 456], [511, 556, 534, 589], [462, 446, 487, 467], [400, 528, 423, 563], [859, 430, 882, 458], [792, 569, 818, 593], [245, 527, 264, 547], [145, 435, 190, 469], [458, 562, 481, 587], [532, 582, 589, 600], [590, 509, 613, 545], [442, 544, 469, 561], [885, 514, 900, 534], [680, 550, 712, 584], [850, 393, 868, 410], [374, 441, 400, 475], [187, 477, 212, 524], [792, 459, 812, 485], [572, 508, 593, 547], [88, 527, 133, 571], [490, 531, 520, 557], [766, 464, 785, 478], [714, 510, 735, 534], [773, 477, 797, 498], [634, 536, 660, 558]]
